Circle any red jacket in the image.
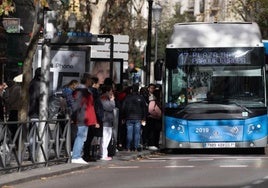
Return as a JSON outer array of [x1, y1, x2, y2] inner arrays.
[[72, 87, 97, 126]]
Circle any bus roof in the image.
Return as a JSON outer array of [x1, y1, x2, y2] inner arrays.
[[167, 22, 263, 48]]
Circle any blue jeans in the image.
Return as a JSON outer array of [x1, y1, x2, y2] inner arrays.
[[72, 125, 88, 159], [126, 120, 141, 150]]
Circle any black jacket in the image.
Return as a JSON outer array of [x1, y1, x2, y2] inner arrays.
[[28, 77, 41, 118], [0, 96, 5, 121], [122, 92, 148, 120]]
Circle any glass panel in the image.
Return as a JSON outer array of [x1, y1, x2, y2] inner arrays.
[[165, 47, 266, 109], [167, 65, 265, 108]]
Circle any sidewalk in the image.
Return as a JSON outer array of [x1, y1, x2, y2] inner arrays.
[[0, 150, 153, 187]]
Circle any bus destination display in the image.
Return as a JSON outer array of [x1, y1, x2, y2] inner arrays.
[[177, 48, 251, 66]]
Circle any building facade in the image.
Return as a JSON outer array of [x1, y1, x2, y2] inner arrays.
[[158, 0, 243, 22], [178, 0, 243, 22]]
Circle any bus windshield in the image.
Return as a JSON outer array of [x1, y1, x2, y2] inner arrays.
[[166, 65, 265, 108]]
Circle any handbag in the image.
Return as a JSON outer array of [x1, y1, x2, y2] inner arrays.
[[148, 100, 162, 119], [108, 135, 117, 157]]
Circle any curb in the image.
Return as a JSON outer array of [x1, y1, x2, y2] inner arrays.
[[0, 150, 153, 187], [0, 163, 91, 187]]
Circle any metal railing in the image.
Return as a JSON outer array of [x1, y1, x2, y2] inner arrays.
[[0, 118, 71, 174]]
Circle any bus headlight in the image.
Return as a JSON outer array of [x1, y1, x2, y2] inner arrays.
[[247, 123, 262, 134], [170, 124, 184, 133], [165, 116, 188, 142], [177, 124, 185, 133], [243, 115, 268, 141]]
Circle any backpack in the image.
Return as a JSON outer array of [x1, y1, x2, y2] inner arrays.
[[48, 94, 66, 119]]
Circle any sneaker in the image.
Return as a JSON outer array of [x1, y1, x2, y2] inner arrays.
[[148, 146, 158, 151], [100, 157, 112, 161], [71, 158, 88, 164]]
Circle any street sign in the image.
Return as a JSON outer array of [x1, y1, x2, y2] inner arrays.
[[91, 35, 129, 70]]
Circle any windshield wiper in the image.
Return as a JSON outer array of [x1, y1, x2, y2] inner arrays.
[[232, 101, 252, 114]]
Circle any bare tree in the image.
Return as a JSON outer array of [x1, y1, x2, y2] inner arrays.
[[8, 0, 154, 120], [19, 0, 43, 121], [231, 0, 268, 38]]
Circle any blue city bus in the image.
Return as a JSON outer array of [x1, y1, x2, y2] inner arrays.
[[264, 40, 268, 64], [163, 22, 267, 152]]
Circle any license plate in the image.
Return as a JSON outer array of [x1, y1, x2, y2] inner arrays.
[[205, 142, 236, 148]]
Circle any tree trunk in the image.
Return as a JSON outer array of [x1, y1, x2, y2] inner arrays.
[[18, 5, 42, 122], [0, 17, 7, 83], [90, 0, 108, 33]]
